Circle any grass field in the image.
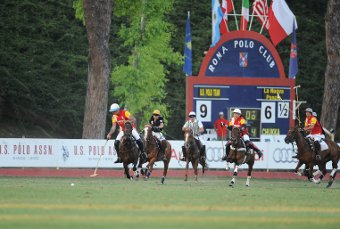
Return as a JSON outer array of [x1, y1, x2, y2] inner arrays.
[[0, 176, 339, 229]]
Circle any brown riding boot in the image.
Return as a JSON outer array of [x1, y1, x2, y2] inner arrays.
[[221, 141, 231, 161], [246, 141, 263, 159], [114, 140, 122, 163], [314, 141, 321, 161]]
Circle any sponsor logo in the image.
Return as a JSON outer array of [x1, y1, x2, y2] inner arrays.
[[272, 148, 297, 163]]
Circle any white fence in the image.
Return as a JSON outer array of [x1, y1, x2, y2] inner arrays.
[[0, 138, 338, 170]]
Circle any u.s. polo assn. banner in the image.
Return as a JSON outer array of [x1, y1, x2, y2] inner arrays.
[[0, 138, 338, 170]]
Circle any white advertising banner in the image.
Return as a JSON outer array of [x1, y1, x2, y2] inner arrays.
[[0, 138, 338, 169]]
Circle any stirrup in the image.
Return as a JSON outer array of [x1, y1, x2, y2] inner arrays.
[[315, 154, 321, 161], [180, 157, 186, 161], [221, 155, 227, 161]]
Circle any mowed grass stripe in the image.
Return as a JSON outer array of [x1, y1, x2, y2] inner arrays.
[[1, 203, 340, 213], [0, 214, 340, 224]]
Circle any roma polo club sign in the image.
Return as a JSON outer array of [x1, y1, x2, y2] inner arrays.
[[186, 31, 296, 139]]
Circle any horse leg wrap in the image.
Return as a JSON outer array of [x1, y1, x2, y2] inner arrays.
[[330, 168, 337, 178]]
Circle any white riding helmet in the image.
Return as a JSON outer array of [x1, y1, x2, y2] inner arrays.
[[109, 103, 120, 112], [188, 111, 196, 117], [305, 108, 313, 113], [233, 108, 242, 114]]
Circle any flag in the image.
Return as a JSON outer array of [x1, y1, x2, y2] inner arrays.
[[220, 0, 233, 34], [252, 0, 269, 30], [268, 0, 297, 46], [288, 22, 298, 78], [240, 0, 250, 31], [211, 0, 223, 47], [183, 12, 192, 76]]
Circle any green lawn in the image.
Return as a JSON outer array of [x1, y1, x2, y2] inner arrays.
[[0, 176, 339, 229]]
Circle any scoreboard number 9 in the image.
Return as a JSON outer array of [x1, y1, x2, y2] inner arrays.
[[196, 100, 211, 122]]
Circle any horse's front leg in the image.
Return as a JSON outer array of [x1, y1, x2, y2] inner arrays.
[[294, 160, 304, 176], [123, 163, 132, 180], [308, 162, 317, 183], [229, 164, 238, 187], [246, 162, 254, 187], [161, 154, 170, 184], [145, 157, 156, 180], [184, 160, 189, 181], [192, 159, 199, 182], [326, 161, 338, 188]]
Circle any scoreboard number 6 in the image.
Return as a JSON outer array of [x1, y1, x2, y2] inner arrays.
[[261, 102, 276, 123], [196, 100, 211, 122]]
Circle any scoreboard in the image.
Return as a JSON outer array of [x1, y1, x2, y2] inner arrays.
[[186, 31, 295, 140]]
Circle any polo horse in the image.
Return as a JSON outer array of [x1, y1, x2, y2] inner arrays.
[[119, 121, 140, 180], [226, 127, 255, 187], [284, 126, 340, 188], [183, 128, 206, 182], [139, 124, 171, 184]]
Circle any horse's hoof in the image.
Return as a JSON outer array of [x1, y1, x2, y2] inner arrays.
[[245, 184, 250, 187], [229, 181, 234, 187], [326, 181, 333, 188], [161, 177, 165, 184], [294, 172, 302, 176], [144, 176, 149, 181], [129, 177, 133, 181]]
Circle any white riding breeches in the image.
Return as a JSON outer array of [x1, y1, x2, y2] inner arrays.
[[116, 128, 141, 141], [242, 134, 250, 142], [307, 134, 325, 142], [152, 131, 165, 140]]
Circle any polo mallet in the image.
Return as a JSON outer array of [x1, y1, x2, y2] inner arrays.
[[90, 138, 109, 177]]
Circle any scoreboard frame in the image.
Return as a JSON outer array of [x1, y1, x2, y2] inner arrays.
[[186, 31, 296, 138]]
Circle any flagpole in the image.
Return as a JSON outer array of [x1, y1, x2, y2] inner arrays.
[[231, 0, 239, 31], [259, 16, 267, 34], [248, 1, 255, 31], [223, 18, 230, 32], [259, 0, 268, 34]]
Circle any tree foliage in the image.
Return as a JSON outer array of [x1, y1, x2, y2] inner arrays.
[[0, 0, 88, 137], [110, 0, 182, 128]]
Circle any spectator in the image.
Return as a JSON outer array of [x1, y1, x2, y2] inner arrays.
[[214, 112, 228, 141]]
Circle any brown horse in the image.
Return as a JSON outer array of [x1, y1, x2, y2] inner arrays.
[[119, 122, 140, 180], [183, 129, 206, 182], [284, 127, 340, 188], [139, 124, 171, 184], [226, 127, 255, 187]]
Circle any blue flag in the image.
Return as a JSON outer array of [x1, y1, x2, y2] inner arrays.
[[183, 12, 192, 76], [211, 0, 223, 47], [288, 21, 298, 78]]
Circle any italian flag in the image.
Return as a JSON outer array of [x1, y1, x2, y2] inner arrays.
[[268, 0, 297, 46], [240, 0, 249, 31]]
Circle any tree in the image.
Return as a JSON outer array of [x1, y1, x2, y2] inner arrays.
[[320, 0, 340, 135], [82, 0, 113, 139], [111, 0, 181, 128]]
